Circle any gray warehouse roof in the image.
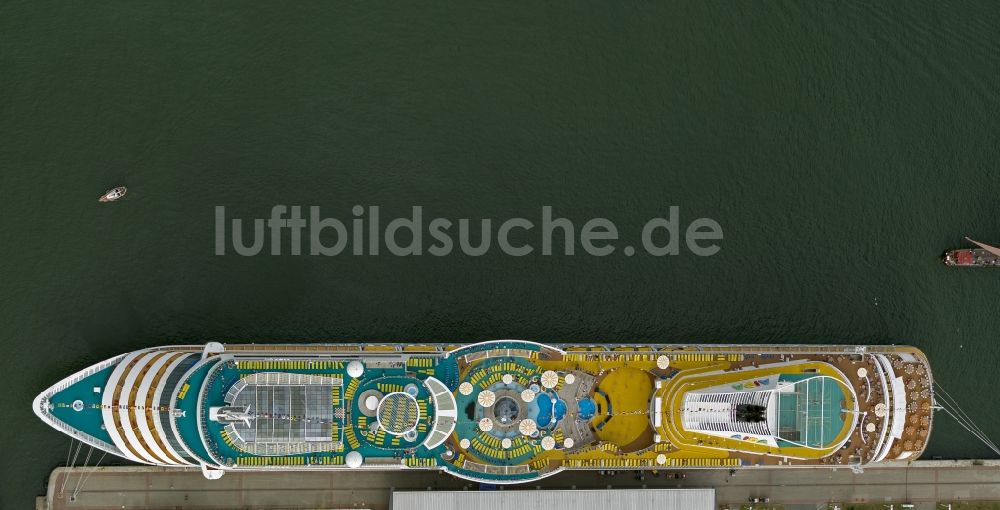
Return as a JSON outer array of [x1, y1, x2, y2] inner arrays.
[[391, 488, 715, 510]]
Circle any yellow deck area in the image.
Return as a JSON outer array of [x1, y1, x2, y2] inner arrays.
[[592, 367, 654, 451], [440, 342, 910, 481], [657, 361, 857, 460]]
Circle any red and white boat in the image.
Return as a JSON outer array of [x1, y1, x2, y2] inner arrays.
[[943, 237, 1000, 267]]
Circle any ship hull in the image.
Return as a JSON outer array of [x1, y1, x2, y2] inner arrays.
[[943, 248, 1000, 267], [34, 341, 934, 484]]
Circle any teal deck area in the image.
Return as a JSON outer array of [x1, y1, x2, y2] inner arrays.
[[448, 341, 543, 359], [203, 360, 349, 466], [432, 356, 460, 388], [183, 348, 550, 480], [351, 375, 433, 449], [342, 363, 451, 466], [197, 355, 453, 468], [47, 364, 117, 446], [453, 355, 545, 466], [776, 374, 848, 448]]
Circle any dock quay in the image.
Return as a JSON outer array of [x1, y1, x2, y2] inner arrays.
[[37, 460, 1000, 510]]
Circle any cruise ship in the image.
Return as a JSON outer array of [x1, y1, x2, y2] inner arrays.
[[33, 341, 934, 483]]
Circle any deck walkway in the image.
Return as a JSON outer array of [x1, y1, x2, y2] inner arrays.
[[38, 460, 1000, 510]]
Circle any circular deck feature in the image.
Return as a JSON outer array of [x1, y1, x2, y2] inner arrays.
[[346, 451, 363, 468], [376, 392, 420, 436], [494, 396, 520, 424], [459, 382, 474, 395], [874, 403, 887, 418], [478, 389, 496, 408], [479, 418, 494, 432], [541, 370, 558, 389], [518, 418, 537, 436], [347, 360, 364, 378], [357, 389, 384, 417], [541, 436, 555, 450]]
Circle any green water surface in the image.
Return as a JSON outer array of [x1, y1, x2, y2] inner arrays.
[[2, 1, 999, 507]]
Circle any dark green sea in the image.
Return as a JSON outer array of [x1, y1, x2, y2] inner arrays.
[[2, 1, 999, 507]]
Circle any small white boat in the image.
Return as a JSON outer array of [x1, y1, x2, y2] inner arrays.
[[98, 186, 127, 203]]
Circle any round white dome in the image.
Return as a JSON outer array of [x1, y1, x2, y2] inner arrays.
[[345, 451, 363, 468], [347, 361, 364, 378], [364, 395, 380, 411]]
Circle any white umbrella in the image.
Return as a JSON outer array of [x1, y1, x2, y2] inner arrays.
[[459, 382, 474, 396], [564, 373, 576, 385], [479, 418, 494, 432], [866, 422, 876, 432], [502, 374, 514, 385], [520, 389, 536, 402], [541, 436, 556, 450], [459, 438, 471, 449], [519, 419, 538, 436], [541, 370, 559, 389], [656, 454, 667, 465], [656, 355, 670, 370], [874, 403, 887, 418], [563, 437, 575, 448], [857, 367, 868, 378], [478, 390, 496, 408], [501, 438, 512, 449]]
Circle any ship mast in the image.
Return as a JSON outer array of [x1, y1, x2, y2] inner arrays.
[[965, 237, 1000, 258]]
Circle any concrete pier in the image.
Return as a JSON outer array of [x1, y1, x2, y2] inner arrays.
[[39, 460, 1000, 510]]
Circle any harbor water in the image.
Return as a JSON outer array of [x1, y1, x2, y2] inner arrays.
[[1, 1, 999, 507]]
